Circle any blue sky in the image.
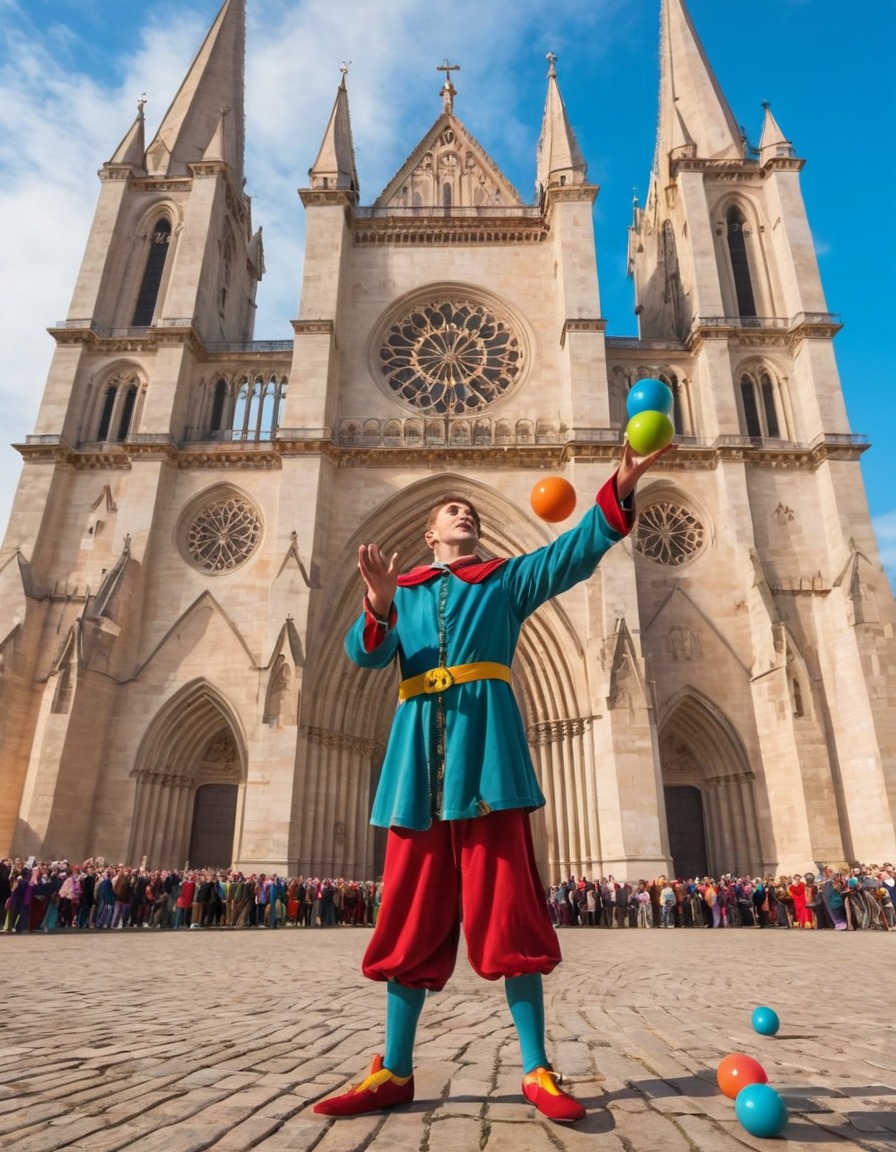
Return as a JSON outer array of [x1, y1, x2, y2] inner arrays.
[[1, 0, 894, 590]]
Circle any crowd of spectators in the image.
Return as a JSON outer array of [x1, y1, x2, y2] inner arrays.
[[2, 855, 894, 936], [0, 857, 381, 934], [548, 866, 895, 932]]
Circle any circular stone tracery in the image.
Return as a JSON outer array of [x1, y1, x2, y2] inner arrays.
[[634, 501, 705, 566], [186, 496, 262, 572], [379, 299, 523, 414]]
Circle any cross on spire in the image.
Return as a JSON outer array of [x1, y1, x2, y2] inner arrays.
[[437, 60, 460, 114], [546, 51, 557, 78]]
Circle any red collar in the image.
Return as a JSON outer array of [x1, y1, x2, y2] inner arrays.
[[397, 556, 508, 587]]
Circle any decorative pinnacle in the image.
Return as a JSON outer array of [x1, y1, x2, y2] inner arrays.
[[546, 51, 557, 78]]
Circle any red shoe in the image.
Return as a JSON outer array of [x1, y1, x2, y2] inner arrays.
[[522, 1067, 586, 1123], [313, 1055, 414, 1116]]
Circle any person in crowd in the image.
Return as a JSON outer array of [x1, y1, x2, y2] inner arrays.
[[659, 879, 676, 928], [773, 877, 792, 928], [176, 871, 195, 929], [76, 863, 97, 928], [95, 869, 115, 929], [635, 881, 652, 928], [109, 865, 129, 929], [585, 880, 599, 927], [788, 873, 811, 928], [751, 877, 768, 928], [878, 867, 895, 927], [601, 877, 616, 928], [0, 858, 11, 922]]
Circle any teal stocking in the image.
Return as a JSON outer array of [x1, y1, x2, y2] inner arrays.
[[505, 973, 549, 1074], [383, 981, 426, 1077]]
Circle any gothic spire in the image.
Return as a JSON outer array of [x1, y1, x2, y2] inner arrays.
[[758, 101, 794, 164], [308, 66, 360, 199], [655, 0, 742, 183], [536, 52, 587, 204], [106, 94, 147, 171], [144, 0, 245, 180]]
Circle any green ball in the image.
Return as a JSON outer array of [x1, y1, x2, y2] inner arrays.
[[626, 410, 674, 454]]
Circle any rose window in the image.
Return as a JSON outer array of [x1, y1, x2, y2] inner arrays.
[[186, 496, 262, 572], [634, 501, 705, 566], [379, 299, 523, 414]]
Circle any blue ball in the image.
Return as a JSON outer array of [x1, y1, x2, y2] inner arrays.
[[735, 1082, 788, 1138], [626, 378, 674, 419], [752, 1006, 780, 1037]]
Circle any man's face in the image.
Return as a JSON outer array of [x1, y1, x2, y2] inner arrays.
[[425, 501, 479, 554]]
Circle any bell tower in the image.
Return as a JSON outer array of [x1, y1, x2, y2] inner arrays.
[[626, 0, 895, 871], [0, 0, 266, 860]]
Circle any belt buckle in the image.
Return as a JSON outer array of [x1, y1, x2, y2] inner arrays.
[[424, 666, 455, 693]]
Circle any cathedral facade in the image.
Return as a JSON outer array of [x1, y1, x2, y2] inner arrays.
[[1, 0, 894, 882]]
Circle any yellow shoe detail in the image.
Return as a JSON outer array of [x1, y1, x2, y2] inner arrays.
[[523, 1068, 563, 1096], [354, 1067, 412, 1094]]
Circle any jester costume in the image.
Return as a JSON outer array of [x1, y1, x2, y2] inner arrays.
[[314, 474, 633, 1121]]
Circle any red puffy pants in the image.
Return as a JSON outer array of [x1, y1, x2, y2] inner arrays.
[[362, 808, 560, 990]]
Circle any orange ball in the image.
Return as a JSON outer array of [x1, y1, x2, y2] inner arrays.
[[530, 476, 577, 523], [716, 1053, 768, 1100]]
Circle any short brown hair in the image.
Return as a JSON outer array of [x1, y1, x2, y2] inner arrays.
[[425, 494, 481, 536]]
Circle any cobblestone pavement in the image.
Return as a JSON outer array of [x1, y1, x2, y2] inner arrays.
[[1, 925, 895, 1151]]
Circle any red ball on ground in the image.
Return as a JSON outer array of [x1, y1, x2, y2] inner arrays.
[[530, 476, 577, 523], [716, 1053, 768, 1100]]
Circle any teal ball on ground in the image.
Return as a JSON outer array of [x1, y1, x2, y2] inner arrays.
[[626, 378, 674, 419], [735, 1082, 789, 1138], [752, 1006, 780, 1037], [626, 410, 675, 455]]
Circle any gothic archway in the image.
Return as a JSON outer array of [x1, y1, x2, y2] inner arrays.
[[128, 681, 246, 868], [659, 690, 761, 877]]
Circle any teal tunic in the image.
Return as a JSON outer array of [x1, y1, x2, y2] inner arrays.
[[345, 498, 628, 830]]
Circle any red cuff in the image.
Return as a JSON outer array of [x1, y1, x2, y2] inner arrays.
[[596, 472, 635, 537], [362, 598, 397, 651]]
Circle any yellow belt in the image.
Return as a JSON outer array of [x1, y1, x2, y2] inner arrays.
[[398, 661, 511, 701]]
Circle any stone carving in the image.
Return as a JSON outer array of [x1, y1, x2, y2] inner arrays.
[[665, 626, 702, 662], [379, 299, 524, 415], [526, 717, 592, 746], [635, 500, 705, 566], [185, 495, 262, 572]]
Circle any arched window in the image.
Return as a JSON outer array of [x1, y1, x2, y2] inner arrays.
[[726, 206, 757, 318], [231, 373, 287, 442], [116, 385, 138, 441], [739, 367, 785, 440], [209, 379, 227, 433], [97, 386, 117, 441], [132, 217, 172, 326], [657, 371, 686, 436], [232, 379, 250, 439], [93, 373, 142, 443]]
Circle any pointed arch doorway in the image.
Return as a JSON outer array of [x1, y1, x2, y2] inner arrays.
[[129, 683, 245, 869], [659, 692, 762, 879]]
